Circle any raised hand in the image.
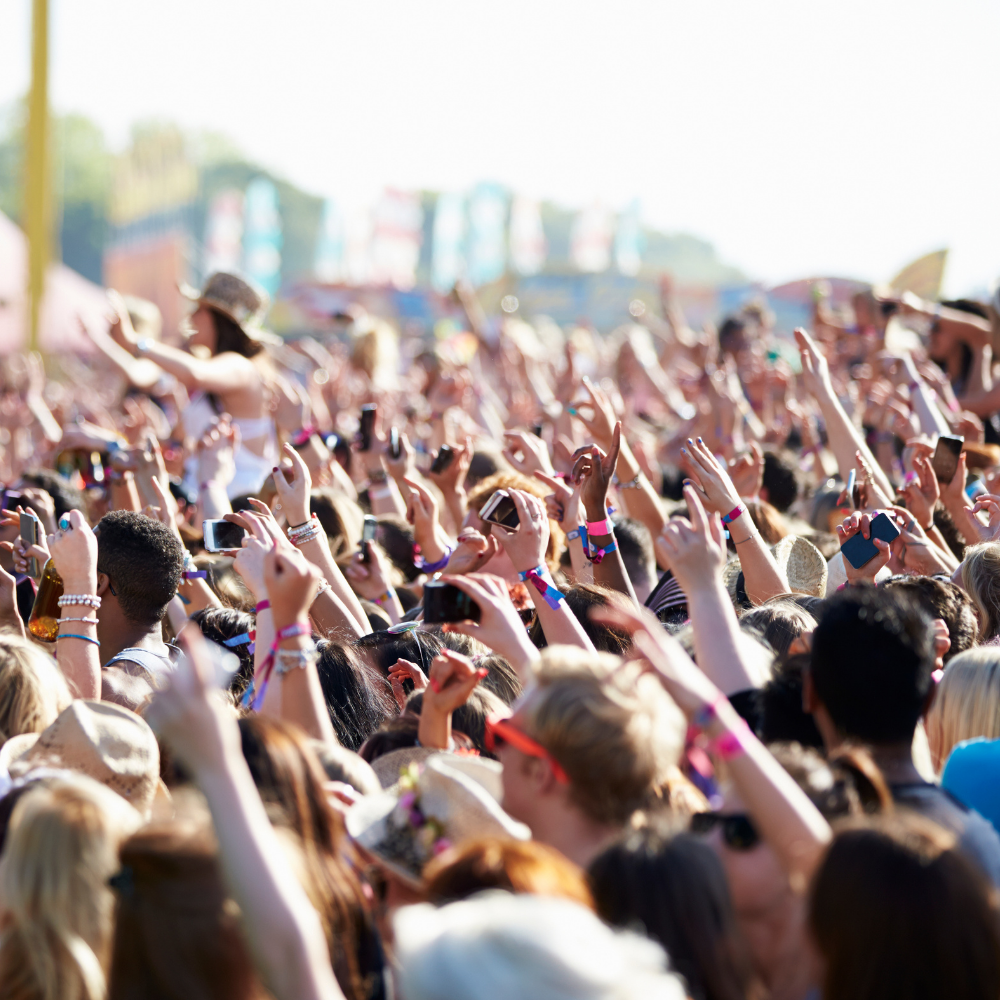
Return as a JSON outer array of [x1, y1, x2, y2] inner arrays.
[[728, 441, 764, 500], [534, 471, 582, 534], [568, 375, 617, 451], [490, 489, 549, 574], [680, 436, 742, 516], [836, 510, 891, 584], [272, 442, 314, 527], [794, 327, 834, 401], [344, 539, 395, 602], [263, 547, 319, 630], [197, 416, 239, 492], [388, 657, 428, 710], [502, 430, 555, 478], [48, 510, 99, 594], [901, 453, 940, 531], [658, 485, 728, 595], [444, 528, 500, 575], [571, 422, 622, 522]]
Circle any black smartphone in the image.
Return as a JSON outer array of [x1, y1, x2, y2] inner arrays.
[[422, 579, 481, 624], [19, 513, 38, 579], [880, 300, 899, 318], [532, 423, 544, 438], [203, 519, 249, 553], [389, 426, 401, 460], [361, 515, 377, 563], [479, 489, 520, 531], [430, 444, 455, 475], [840, 512, 901, 569], [931, 435, 964, 484], [2, 490, 23, 512], [359, 404, 377, 452]]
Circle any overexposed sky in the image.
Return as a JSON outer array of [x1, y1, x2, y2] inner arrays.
[[1, 0, 998, 295]]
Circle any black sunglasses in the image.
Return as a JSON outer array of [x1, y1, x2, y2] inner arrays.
[[690, 812, 760, 851]]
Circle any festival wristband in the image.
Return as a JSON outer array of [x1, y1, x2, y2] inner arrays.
[[290, 425, 317, 448], [255, 600, 271, 614], [183, 570, 208, 581], [693, 692, 729, 731], [242, 621, 311, 711], [721, 503, 746, 525], [712, 719, 752, 761], [586, 518, 614, 536], [517, 566, 564, 609], [414, 544, 453, 573]]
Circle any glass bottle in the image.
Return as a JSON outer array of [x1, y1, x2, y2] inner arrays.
[[28, 559, 63, 643]]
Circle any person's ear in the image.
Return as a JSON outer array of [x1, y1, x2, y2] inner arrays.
[[96, 572, 111, 597]]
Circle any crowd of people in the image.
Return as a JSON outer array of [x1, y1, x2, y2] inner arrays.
[[1, 270, 1000, 998]]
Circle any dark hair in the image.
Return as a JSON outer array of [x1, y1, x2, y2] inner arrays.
[[718, 316, 747, 352], [882, 575, 978, 663], [739, 600, 817, 658], [472, 653, 522, 705], [358, 715, 474, 764], [405, 685, 508, 758], [761, 451, 799, 513], [810, 587, 934, 744], [466, 450, 503, 491], [19, 469, 86, 522], [237, 716, 378, 1000], [96, 510, 184, 626], [809, 815, 1000, 1000], [759, 653, 824, 748], [374, 515, 420, 582], [589, 824, 755, 1000], [189, 606, 255, 699], [108, 822, 262, 1000], [528, 583, 632, 654], [209, 307, 263, 358], [315, 641, 396, 751], [352, 628, 444, 678], [613, 517, 656, 588]]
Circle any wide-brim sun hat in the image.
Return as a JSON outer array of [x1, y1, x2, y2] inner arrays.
[[346, 753, 530, 890], [723, 534, 828, 603], [179, 271, 281, 345], [0, 700, 163, 818], [370, 746, 441, 790]]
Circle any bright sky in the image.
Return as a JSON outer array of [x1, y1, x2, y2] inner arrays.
[[1, 0, 998, 296]]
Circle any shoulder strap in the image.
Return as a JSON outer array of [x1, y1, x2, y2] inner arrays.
[[104, 647, 175, 677]]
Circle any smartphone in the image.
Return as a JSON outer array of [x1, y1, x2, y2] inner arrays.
[[846, 469, 857, 509], [967, 479, 988, 500], [840, 511, 901, 569], [479, 489, 520, 532], [389, 426, 401, 460], [532, 423, 544, 438], [422, 579, 481, 624], [19, 513, 38, 579], [1, 490, 23, 512], [880, 300, 899, 318], [203, 519, 249, 553], [931, 435, 964, 484], [360, 515, 377, 563], [359, 404, 377, 452], [430, 444, 455, 475]]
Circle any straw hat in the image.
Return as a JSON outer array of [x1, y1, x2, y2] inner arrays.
[[180, 272, 280, 344], [0, 700, 161, 818], [371, 746, 441, 790], [723, 534, 828, 604], [346, 753, 530, 889]]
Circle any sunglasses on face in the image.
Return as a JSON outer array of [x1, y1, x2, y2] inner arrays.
[[690, 811, 760, 851], [484, 712, 570, 784]]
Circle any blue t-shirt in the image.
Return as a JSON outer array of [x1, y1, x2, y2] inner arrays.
[[942, 738, 1000, 838]]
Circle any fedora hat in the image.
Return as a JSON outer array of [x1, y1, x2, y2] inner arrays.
[[0, 700, 162, 818], [346, 753, 530, 889], [370, 746, 442, 790], [180, 272, 281, 345], [723, 534, 828, 605]]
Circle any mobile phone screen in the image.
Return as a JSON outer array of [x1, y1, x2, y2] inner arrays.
[[932, 436, 964, 484], [203, 520, 248, 552], [840, 512, 900, 569]]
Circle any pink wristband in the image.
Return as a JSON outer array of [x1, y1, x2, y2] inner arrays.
[[255, 600, 271, 614], [713, 720, 751, 760], [586, 518, 614, 536], [721, 503, 746, 525]]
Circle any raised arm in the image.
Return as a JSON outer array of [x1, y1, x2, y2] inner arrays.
[[417, 649, 488, 750], [146, 630, 344, 1000], [795, 327, 894, 500]]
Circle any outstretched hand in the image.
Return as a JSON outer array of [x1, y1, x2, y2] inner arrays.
[[571, 421, 622, 521]]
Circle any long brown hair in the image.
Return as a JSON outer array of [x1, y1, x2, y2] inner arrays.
[[108, 821, 265, 1000], [238, 716, 380, 1000], [809, 814, 1000, 1000], [210, 309, 263, 359]]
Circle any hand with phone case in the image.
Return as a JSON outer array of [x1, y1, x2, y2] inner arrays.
[[837, 511, 896, 583], [489, 489, 550, 575]]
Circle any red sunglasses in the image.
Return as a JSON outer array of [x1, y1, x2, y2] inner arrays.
[[484, 712, 570, 784]]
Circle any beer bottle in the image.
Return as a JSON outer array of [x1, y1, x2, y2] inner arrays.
[[28, 559, 64, 643]]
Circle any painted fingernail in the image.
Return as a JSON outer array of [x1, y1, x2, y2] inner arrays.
[[272, 467, 278, 472], [680, 448, 687, 454], [477, 667, 489, 678], [698, 437, 704, 444], [430, 678, 441, 693], [568, 407, 578, 415]]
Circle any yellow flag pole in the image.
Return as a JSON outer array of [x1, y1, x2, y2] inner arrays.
[[24, 0, 50, 354]]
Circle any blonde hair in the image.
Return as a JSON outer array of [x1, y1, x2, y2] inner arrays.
[[961, 543, 1000, 641], [0, 632, 72, 745], [0, 775, 141, 1000], [519, 647, 685, 826], [925, 646, 1000, 772]]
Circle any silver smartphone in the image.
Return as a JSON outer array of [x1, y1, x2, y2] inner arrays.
[[202, 519, 248, 553]]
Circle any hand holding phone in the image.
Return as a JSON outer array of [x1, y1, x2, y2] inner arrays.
[[479, 490, 520, 532], [19, 512, 39, 578], [358, 404, 377, 453], [203, 519, 249, 553], [430, 444, 455, 475], [360, 515, 377, 563], [422, 579, 481, 623], [839, 510, 900, 571]]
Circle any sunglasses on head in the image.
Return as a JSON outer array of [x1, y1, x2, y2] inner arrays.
[[484, 712, 570, 784], [690, 811, 760, 851]]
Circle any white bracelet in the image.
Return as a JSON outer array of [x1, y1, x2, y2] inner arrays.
[[370, 487, 393, 500], [614, 473, 644, 490], [58, 594, 102, 609], [274, 647, 318, 675], [314, 578, 331, 599], [58, 616, 99, 625]]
